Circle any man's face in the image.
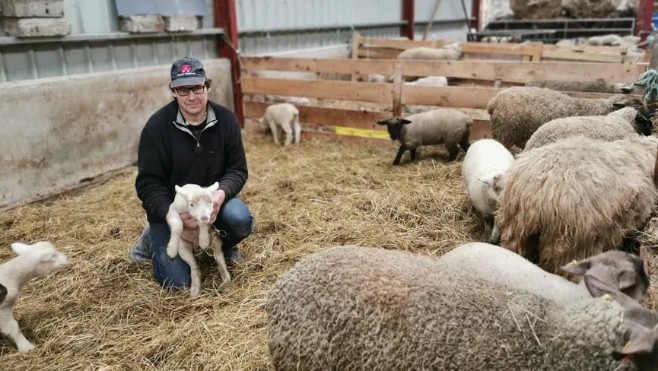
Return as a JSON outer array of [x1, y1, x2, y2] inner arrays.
[[173, 84, 209, 118]]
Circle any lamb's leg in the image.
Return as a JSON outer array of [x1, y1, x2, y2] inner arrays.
[[211, 236, 231, 286], [293, 121, 301, 144], [459, 134, 470, 153], [409, 148, 418, 161], [198, 223, 210, 249], [177, 239, 201, 297], [166, 209, 183, 260], [0, 312, 34, 352], [489, 225, 501, 245], [281, 122, 293, 146], [393, 144, 408, 166], [268, 121, 280, 145], [447, 144, 459, 161], [483, 216, 493, 241]]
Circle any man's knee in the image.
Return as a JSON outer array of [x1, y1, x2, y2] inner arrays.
[[217, 198, 254, 239], [152, 249, 191, 289]]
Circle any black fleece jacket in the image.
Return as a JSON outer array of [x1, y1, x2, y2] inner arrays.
[[135, 100, 248, 223]]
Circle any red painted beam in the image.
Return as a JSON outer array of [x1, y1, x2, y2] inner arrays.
[[214, 0, 244, 127], [470, 0, 481, 31], [636, 0, 654, 43], [401, 0, 415, 40]]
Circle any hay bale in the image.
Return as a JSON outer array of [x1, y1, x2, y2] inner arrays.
[[510, 0, 563, 19]]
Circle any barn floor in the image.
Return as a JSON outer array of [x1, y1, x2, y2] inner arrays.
[[0, 129, 656, 370]]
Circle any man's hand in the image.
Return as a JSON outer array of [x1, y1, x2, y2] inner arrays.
[[210, 189, 226, 224], [181, 212, 199, 231]]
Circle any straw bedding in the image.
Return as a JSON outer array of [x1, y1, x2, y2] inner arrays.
[[1, 129, 657, 370], [0, 129, 486, 370]]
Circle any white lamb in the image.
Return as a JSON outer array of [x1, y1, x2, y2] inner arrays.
[[0, 241, 69, 351], [405, 76, 448, 87], [397, 42, 462, 61], [259, 103, 301, 146], [462, 139, 514, 243], [165, 182, 230, 297]]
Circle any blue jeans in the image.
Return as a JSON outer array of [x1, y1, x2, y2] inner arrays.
[[150, 197, 253, 289]]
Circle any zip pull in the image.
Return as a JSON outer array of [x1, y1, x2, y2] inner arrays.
[[195, 142, 204, 154]]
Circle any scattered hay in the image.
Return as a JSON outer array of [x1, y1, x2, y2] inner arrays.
[[0, 130, 481, 370], [1, 129, 656, 370]]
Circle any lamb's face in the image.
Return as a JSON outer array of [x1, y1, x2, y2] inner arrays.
[[12, 241, 70, 277], [375, 117, 412, 141], [186, 192, 215, 224]]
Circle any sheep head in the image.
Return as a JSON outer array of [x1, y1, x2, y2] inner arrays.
[[174, 182, 219, 224], [376, 117, 412, 141], [11, 241, 70, 278]]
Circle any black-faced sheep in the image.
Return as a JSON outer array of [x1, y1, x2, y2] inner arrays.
[[496, 134, 658, 275], [376, 108, 472, 165], [487, 86, 642, 149], [524, 107, 654, 150], [0, 241, 69, 351], [266, 245, 658, 371]]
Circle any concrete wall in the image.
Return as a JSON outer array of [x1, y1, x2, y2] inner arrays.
[[0, 58, 233, 210]]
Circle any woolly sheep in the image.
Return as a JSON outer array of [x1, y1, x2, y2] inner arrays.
[[376, 108, 472, 165], [438, 242, 650, 305], [461, 139, 514, 243], [525, 78, 634, 94], [487, 86, 641, 149], [0, 241, 69, 351], [166, 182, 230, 297], [258, 103, 301, 146], [497, 135, 658, 275], [524, 107, 654, 150], [396, 42, 462, 61], [266, 245, 658, 370]]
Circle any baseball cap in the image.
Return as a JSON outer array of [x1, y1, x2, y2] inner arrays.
[[170, 57, 207, 88]]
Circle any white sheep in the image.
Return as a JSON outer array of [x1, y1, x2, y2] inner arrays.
[[376, 108, 472, 165], [461, 139, 514, 243], [259, 103, 301, 146], [524, 78, 634, 94], [405, 76, 448, 87], [396, 42, 462, 61], [524, 107, 654, 151], [497, 134, 658, 275], [166, 182, 230, 297], [437, 242, 650, 306], [266, 245, 658, 370], [487, 86, 643, 149], [0, 241, 69, 351]]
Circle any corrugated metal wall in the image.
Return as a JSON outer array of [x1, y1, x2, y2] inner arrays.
[[0, 0, 472, 82]]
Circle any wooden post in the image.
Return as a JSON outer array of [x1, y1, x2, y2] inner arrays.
[[401, 0, 415, 40], [214, 0, 244, 127], [392, 64, 404, 117], [351, 31, 363, 81]]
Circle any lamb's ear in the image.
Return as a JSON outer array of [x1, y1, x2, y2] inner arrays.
[[207, 182, 220, 193], [400, 118, 413, 125], [174, 185, 189, 198], [559, 258, 591, 276], [11, 242, 30, 255], [583, 274, 642, 310], [376, 119, 391, 126], [476, 175, 492, 186]]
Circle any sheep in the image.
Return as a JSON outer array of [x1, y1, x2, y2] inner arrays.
[[487, 86, 642, 149], [524, 78, 634, 94], [437, 242, 650, 306], [376, 108, 472, 165], [165, 182, 230, 297], [396, 42, 462, 61], [496, 134, 658, 275], [524, 107, 654, 150], [404, 76, 448, 87], [0, 241, 69, 351], [258, 103, 301, 146], [461, 139, 514, 243], [266, 245, 658, 370]]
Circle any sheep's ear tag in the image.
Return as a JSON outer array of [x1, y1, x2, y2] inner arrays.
[[600, 294, 611, 301]]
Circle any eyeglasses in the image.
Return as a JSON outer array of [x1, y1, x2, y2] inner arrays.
[[175, 85, 205, 96]]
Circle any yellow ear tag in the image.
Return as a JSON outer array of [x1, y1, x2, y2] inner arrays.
[[600, 294, 611, 301]]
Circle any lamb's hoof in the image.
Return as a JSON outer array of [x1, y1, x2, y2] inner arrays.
[[17, 341, 35, 352], [190, 287, 200, 297]]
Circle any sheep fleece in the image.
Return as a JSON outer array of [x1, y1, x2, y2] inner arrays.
[[266, 246, 632, 371], [498, 135, 658, 274]]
